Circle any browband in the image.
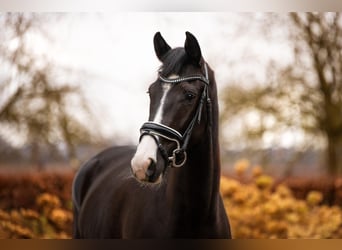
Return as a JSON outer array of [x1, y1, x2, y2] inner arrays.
[[158, 63, 209, 85]]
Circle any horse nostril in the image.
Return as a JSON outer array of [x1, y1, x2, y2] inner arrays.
[[146, 159, 156, 177]]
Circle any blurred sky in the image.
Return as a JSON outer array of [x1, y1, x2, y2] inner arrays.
[[25, 13, 297, 147]]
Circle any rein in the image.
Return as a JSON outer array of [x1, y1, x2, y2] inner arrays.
[[139, 63, 212, 168]]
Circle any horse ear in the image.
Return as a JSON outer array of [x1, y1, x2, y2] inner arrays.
[[184, 31, 202, 65], [153, 32, 171, 62]]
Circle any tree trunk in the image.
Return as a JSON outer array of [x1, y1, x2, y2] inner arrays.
[[31, 142, 44, 171], [326, 135, 338, 175]]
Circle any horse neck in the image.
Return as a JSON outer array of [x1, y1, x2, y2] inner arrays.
[[166, 75, 221, 216]]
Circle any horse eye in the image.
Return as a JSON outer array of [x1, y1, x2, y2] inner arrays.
[[185, 92, 196, 100]]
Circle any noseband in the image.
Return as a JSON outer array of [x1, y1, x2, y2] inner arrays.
[[139, 63, 211, 168]]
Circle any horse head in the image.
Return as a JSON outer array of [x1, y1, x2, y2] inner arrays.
[[131, 32, 211, 183]]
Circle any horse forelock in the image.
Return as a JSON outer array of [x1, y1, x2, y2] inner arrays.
[[159, 48, 187, 77]]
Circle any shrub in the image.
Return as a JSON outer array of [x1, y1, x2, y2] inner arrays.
[[220, 165, 342, 238]]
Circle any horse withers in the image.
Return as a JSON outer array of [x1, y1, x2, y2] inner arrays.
[[72, 31, 231, 238]]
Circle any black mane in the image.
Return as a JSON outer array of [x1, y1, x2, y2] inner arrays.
[[159, 47, 187, 77]]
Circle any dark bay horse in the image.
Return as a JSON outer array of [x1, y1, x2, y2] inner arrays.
[[72, 31, 231, 238]]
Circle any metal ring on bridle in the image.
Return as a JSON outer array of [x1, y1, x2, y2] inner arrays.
[[171, 149, 187, 168]]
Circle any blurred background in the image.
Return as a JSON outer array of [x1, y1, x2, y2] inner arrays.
[[0, 13, 342, 238]]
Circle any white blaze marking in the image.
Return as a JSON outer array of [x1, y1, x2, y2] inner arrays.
[[153, 83, 171, 123], [131, 75, 178, 179], [153, 74, 178, 123]]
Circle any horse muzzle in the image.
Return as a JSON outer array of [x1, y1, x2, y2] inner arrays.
[[130, 135, 165, 183], [139, 121, 187, 168], [130, 123, 188, 183]]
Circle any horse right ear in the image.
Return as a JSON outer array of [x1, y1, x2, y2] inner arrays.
[[153, 32, 171, 62]]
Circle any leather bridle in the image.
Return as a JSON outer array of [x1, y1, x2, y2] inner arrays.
[[139, 63, 211, 168]]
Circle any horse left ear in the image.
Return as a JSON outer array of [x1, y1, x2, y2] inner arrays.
[[154, 32, 171, 62], [184, 31, 202, 65]]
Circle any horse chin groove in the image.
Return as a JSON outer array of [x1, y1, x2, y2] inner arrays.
[[134, 172, 163, 185], [131, 159, 165, 184], [146, 160, 165, 184], [150, 174, 163, 185]]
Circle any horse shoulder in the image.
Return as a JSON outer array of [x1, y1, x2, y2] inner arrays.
[[72, 157, 100, 212], [72, 145, 136, 212]]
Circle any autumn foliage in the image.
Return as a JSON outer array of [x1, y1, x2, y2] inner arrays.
[[0, 171, 73, 238], [221, 159, 342, 238], [0, 163, 341, 238]]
